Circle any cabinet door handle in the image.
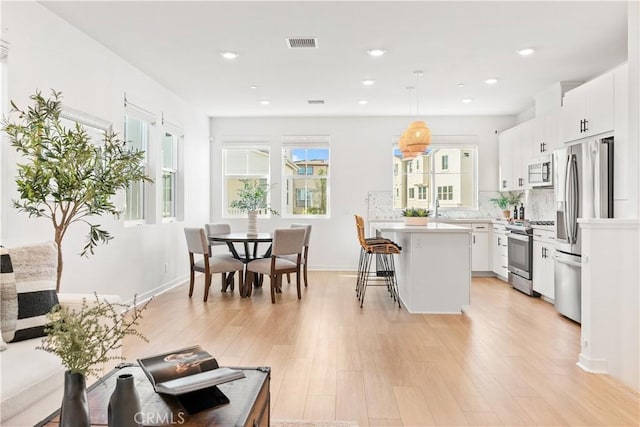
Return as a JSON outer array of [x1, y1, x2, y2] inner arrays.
[[497, 237, 501, 246], [579, 119, 583, 133], [583, 119, 588, 132], [542, 142, 546, 152], [502, 180, 507, 189], [473, 235, 476, 244], [542, 247, 546, 258], [539, 142, 543, 152]]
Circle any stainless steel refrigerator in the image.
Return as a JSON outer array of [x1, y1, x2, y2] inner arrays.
[[553, 136, 613, 323]]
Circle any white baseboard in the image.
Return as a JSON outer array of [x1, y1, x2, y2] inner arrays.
[[124, 275, 188, 307], [577, 353, 609, 374]]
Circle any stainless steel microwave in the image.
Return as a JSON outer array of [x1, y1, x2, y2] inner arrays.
[[528, 154, 553, 187]]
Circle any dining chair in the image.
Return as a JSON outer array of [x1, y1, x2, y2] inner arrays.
[[245, 227, 306, 303], [184, 227, 245, 301], [285, 224, 312, 287]]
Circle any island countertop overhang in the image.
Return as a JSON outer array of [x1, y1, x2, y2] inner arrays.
[[377, 223, 472, 233]]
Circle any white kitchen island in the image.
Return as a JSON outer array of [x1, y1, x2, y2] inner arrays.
[[378, 223, 472, 314]]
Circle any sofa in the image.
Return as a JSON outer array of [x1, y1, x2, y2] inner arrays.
[[0, 242, 121, 426]]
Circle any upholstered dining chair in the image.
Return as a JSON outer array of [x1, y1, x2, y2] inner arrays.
[[285, 223, 312, 287], [245, 227, 306, 303], [184, 227, 245, 302]]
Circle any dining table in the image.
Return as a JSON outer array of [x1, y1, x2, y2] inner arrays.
[[208, 232, 273, 297]]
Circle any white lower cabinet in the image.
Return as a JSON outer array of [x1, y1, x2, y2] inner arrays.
[[492, 224, 508, 280], [532, 228, 555, 300], [472, 224, 490, 272]]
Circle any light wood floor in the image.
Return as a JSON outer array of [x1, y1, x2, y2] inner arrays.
[[123, 272, 639, 426]]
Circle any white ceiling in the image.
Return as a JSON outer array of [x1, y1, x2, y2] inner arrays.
[[41, 1, 629, 117]]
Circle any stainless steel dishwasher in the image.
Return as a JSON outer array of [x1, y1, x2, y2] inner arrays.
[[553, 250, 582, 323]]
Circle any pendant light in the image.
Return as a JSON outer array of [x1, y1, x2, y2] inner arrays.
[[399, 86, 423, 158], [404, 70, 431, 151]]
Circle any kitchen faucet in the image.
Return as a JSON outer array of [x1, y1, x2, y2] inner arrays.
[[435, 198, 440, 217]]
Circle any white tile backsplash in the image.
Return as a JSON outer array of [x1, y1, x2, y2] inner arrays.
[[367, 188, 556, 221]]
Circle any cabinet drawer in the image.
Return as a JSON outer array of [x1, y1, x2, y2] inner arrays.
[[472, 223, 489, 232], [532, 228, 555, 243]]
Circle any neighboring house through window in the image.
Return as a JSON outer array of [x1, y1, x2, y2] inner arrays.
[[222, 144, 272, 216], [282, 136, 330, 217]]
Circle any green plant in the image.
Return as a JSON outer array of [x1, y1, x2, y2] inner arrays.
[[2, 90, 152, 291], [38, 294, 150, 377], [507, 191, 523, 206], [401, 207, 431, 217], [489, 193, 511, 210], [230, 179, 279, 215]]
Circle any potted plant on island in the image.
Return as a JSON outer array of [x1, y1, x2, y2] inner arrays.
[[38, 295, 150, 427], [401, 207, 431, 226], [230, 179, 278, 235]]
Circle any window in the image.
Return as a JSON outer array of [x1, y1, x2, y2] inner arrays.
[[418, 186, 427, 200], [162, 131, 178, 219], [282, 137, 330, 217], [223, 146, 271, 216], [393, 137, 477, 211], [124, 114, 150, 223]]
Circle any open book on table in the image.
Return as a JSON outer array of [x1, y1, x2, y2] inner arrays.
[[137, 345, 245, 396]]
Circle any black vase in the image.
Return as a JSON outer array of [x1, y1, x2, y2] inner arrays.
[[108, 373, 142, 427], [60, 371, 89, 427]]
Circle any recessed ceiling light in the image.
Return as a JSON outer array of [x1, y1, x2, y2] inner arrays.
[[221, 51, 238, 60], [367, 48, 386, 57], [250, 85, 258, 89], [461, 98, 473, 104], [517, 48, 535, 56], [458, 83, 465, 88], [485, 78, 498, 85], [259, 100, 270, 105], [361, 79, 376, 86], [359, 100, 369, 105]]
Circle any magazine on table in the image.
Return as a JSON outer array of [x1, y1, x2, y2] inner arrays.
[[137, 345, 245, 396]]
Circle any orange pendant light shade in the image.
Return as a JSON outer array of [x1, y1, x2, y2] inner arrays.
[[405, 120, 431, 148]]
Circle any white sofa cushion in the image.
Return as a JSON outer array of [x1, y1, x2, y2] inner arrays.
[[0, 338, 65, 424]]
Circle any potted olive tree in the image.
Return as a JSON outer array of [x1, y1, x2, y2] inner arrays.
[[2, 90, 152, 291]]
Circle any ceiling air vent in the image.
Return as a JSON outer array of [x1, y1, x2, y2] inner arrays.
[[286, 37, 318, 49], [307, 100, 325, 105]]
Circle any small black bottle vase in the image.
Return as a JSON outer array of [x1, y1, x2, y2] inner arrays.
[[60, 371, 89, 427], [108, 373, 142, 427]]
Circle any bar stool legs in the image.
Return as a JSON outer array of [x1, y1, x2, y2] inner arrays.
[[356, 249, 400, 308]]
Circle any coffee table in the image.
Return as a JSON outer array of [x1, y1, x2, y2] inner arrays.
[[36, 363, 270, 427]]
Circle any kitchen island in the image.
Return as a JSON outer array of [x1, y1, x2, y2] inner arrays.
[[377, 223, 472, 314]]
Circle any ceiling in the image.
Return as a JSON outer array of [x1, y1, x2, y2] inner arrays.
[[41, 1, 629, 117]]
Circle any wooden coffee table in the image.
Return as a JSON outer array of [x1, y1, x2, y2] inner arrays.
[[36, 363, 270, 427]]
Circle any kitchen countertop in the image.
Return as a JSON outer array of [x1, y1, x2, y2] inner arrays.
[[378, 223, 471, 233]]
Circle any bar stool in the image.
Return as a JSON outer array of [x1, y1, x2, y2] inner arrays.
[[354, 215, 401, 308]]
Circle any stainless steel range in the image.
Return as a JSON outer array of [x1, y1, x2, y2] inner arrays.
[[506, 220, 554, 296]]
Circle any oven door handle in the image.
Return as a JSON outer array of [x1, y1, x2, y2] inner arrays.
[[507, 232, 531, 242]]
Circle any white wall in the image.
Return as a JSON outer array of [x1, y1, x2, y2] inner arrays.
[[1, 2, 210, 302], [210, 115, 515, 270]]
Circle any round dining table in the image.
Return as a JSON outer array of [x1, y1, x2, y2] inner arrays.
[[208, 232, 273, 296]]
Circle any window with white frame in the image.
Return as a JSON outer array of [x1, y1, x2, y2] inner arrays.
[[223, 146, 272, 216], [282, 136, 330, 217], [393, 136, 478, 211], [123, 114, 151, 223], [161, 131, 178, 219]]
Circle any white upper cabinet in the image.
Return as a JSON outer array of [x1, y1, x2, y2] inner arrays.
[[532, 113, 560, 154], [561, 71, 615, 143], [498, 120, 532, 191]]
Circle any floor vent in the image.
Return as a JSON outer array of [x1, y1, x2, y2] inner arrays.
[[307, 100, 325, 105], [286, 37, 318, 49]]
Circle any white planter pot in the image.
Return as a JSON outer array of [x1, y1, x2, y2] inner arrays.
[[404, 217, 428, 226], [247, 210, 258, 235]]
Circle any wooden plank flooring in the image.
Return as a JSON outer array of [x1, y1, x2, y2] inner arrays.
[[123, 272, 640, 426]]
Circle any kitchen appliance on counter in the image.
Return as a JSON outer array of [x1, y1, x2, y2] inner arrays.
[[553, 136, 613, 323], [528, 154, 553, 187]]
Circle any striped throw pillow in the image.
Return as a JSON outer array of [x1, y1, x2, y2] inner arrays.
[[7, 241, 59, 342], [1, 247, 18, 343]]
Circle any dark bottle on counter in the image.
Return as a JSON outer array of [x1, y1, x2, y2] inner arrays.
[[513, 205, 518, 219], [519, 203, 525, 220]]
